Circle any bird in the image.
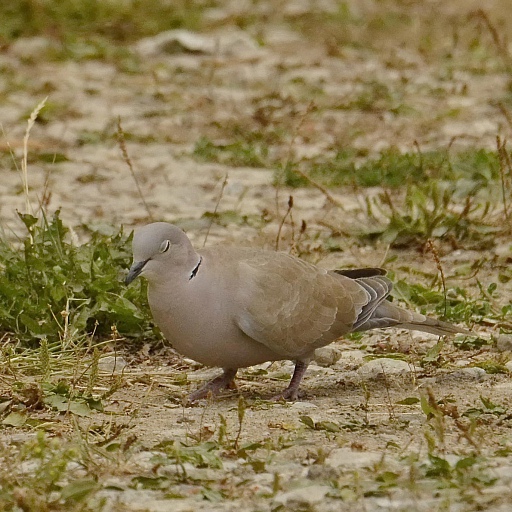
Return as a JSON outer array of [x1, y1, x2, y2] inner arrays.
[[125, 222, 468, 401]]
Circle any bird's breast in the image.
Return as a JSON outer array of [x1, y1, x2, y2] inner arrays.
[[147, 279, 282, 368]]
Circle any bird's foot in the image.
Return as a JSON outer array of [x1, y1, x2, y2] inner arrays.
[[271, 386, 300, 401], [270, 359, 309, 401], [188, 368, 238, 402]]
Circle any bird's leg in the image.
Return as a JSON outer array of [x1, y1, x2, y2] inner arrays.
[[272, 360, 310, 401], [188, 368, 238, 402]]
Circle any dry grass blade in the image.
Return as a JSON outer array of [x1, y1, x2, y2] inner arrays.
[[497, 136, 512, 223], [21, 97, 47, 216], [203, 173, 228, 247], [426, 239, 447, 317], [275, 195, 294, 251], [116, 117, 154, 222]]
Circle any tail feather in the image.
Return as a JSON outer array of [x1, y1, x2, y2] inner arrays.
[[335, 269, 470, 337], [355, 300, 469, 336]]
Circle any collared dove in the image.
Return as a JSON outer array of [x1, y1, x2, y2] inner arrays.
[[126, 222, 468, 401]]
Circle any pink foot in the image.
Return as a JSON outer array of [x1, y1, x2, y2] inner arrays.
[[188, 368, 238, 402]]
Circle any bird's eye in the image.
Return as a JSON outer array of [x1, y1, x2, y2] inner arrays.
[[159, 240, 171, 253]]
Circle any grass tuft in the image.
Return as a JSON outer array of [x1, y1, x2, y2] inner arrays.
[[0, 210, 152, 344]]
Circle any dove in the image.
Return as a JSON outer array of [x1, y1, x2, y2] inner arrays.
[[126, 222, 467, 401]]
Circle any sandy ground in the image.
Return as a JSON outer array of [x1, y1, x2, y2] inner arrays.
[[2, 1, 512, 510]]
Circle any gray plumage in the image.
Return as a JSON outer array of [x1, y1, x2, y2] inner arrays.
[[126, 222, 467, 401]]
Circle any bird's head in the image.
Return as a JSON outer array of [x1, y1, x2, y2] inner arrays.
[[125, 222, 196, 285]]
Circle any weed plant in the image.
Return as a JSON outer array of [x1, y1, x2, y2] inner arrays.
[[0, 210, 152, 344]]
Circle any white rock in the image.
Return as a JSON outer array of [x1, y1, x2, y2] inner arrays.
[[273, 484, 329, 508], [314, 346, 342, 367], [453, 367, 487, 380], [490, 464, 512, 485], [98, 355, 128, 372], [357, 358, 414, 380], [135, 30, 215, 56], [290, 402, 319, 412], [325, 447, 382, 469], [332, 350, 365, 371], [9, 37, 57, 59], [497, 335, 512, 352], [135, 28, 263, 59], [305, 363, 335, 377]]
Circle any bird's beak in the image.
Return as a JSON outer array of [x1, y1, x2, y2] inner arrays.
[[125, 260, 148, 285]]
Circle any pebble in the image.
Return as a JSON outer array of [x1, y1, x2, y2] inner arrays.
[[98, 355, 128, 372], [452, 367, 487, 380], [496, 335, 512, 352], [325, 447, 382, 469], [273, 484, 329, 508], [314, 346, 342, 367], [357, 358, 415, 380]]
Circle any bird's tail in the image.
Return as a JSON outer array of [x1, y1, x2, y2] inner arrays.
[[356, 300, 469, 336]]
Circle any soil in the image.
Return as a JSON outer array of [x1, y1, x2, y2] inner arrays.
[[2, 1, 512, 510]]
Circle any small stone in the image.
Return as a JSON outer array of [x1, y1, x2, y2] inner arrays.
[[290, 402, 319, 412], [332, 350, 365, 371], [490, 464, 512, 485], [496, 335, 512, 352], [357, 358, 414, 380], [325, 447, 382, 469], [135, 28, 263, 58], [305, 363, 334, 377], [98, 355, 128, 372], [409, 331, 443, 341], [273, 484, 329, 508], [314, 346, 342, 367], [494, 243, 512, 260], [307, 464, 338, 481], [452, 367, 487, 380], [135, 30, 215, 56], [10, 37, 57, 60], [453, 359, 471, 367]]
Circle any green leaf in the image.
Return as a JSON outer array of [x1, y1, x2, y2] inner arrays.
[[85, 397, 104, 412], [0, 400, 12, 414], [60, 479, 98, 502], [315, 421, 341, 432], [2, 411, 27, 426], [299, 415, 315, 429], [396, 397, 420, 405], [44, 394, 69, 411], [68, 401, 92, 417], [131, 476, 169, 490], [423, 340, 444, 363], [420, 395, 435, 418]]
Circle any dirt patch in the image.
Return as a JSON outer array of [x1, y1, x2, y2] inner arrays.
[[2, 1, 512, 510]]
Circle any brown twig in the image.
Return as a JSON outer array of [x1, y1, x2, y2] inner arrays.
[[426, 239, 447, 318], [469, 10, 512, 71], [116, 117, 154, 221], [427, 388, 480, 453], [292, 167, 345, 208], [203, 173, 228, 247], [275, 195, 294, 251], [497, 102, 512, 132], [496, 136, 511, 223]]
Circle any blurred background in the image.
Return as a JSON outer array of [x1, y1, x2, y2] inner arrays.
[[1, 0, 511, 247]]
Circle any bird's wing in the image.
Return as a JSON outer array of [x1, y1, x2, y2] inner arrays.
[[233, 251, 369, 358]]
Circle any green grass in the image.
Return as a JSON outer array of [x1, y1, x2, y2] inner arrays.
[[0, 0, 209, 65], [2, 2, 512, 509], [280, 148, 501, 188], [193, 136, 270, 168], [0, 0, 206, 44], [0, 210, 152, 344]]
